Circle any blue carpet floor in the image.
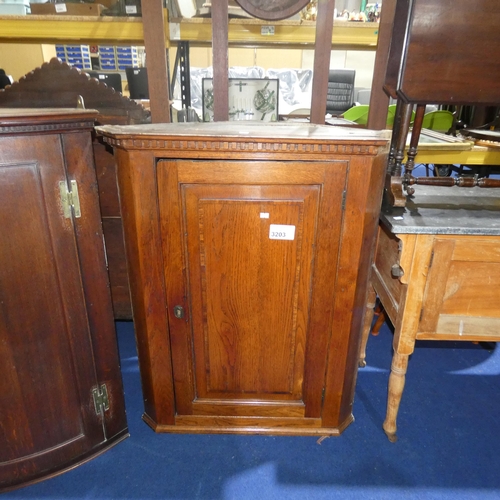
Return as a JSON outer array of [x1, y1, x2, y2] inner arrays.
[[4, 319, 500, 500]]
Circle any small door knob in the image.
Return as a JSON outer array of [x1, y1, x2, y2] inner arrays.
[[173, 305, 184, 319], [391, 264, 404, 278]]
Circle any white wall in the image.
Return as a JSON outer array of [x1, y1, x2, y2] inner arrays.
[[302, 49, 376, 90], [0, 44, 56, 81]]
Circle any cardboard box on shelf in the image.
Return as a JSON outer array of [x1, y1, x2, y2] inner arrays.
[[97, 0, 118, 8], [0, 0, 31, 15], [30, 2, 106, 16]]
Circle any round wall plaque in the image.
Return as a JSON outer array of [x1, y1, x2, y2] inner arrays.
[[234, 0, 311, 21]]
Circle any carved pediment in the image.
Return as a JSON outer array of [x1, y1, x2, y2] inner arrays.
[[0, 58, 150, 125]]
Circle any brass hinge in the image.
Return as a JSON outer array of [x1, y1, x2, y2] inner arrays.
[[92, 384, 110, 416], [341, 190, 347, 211], [59, 180, 81, 218], [428, 250, 434, 269], [321, 387, 326, 403]]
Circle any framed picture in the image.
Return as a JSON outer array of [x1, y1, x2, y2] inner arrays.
[[202, 78, 279, 122]]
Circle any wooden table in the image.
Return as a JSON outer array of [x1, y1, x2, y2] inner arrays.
[[412, 145, 500, 167], [360, 185, 500, 442]]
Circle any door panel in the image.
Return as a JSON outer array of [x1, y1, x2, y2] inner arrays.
[[420, 236, 500, 340], [185, 185, 318, 400], [158, 159, 348, 420], [0, 161, 88, 461]]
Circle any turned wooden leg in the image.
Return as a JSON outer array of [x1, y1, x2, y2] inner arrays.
[[371, 308, 386, 336], [384, 100, 414, 207], [359, 284, 377, 367], [383, 351, 409, 443], [403, 104, 426, 196]]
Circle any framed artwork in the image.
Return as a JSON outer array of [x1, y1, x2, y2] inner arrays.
[[202, 78, 279, 122]]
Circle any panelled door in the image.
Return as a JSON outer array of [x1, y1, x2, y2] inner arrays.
[[419, 235, 500, 340], [157, 159, 348, 427]]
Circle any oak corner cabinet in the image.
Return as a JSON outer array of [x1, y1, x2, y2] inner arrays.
[[0, 109, 128, 492], [98, 121, 389, 436]]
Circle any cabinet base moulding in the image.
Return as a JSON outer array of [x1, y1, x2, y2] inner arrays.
[[143, 413, 354, 436]]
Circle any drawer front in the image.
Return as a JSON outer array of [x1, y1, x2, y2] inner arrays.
[[372, 224, 405, 325]]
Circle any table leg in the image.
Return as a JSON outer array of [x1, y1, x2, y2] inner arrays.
[[383, 351, 409, 443], [371, 308, 386, 336], [359, 283, 377, 367]]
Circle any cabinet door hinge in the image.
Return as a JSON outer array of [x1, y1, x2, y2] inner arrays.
[[92, 384, 110, 416], [341, 190, 347, 211], [59, 180, 81, 218], [428, 250, 434, 269], [321, 387, 326, 403]]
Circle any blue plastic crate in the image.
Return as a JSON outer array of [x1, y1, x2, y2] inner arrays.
[[117, 57, 134, 64], [100, 61, 117, 68], [116, 47, 138, 55]]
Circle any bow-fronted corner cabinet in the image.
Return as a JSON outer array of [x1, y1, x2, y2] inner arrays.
[[98, 121, 389, 436], [0, 109, 128, 492]]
